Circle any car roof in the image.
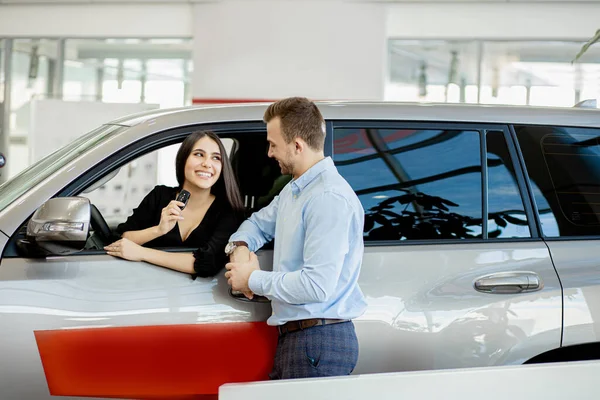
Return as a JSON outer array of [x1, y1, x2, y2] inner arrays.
[[108, 101, 600, 129]]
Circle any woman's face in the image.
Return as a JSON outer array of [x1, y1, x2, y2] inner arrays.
[[183, 136, 223, 191]]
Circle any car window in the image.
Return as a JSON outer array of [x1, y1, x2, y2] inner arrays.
[[4, 126, 276, 258], [515, 125, 600, 237], [333, 127, 483, 241], [80, 139, 235, 227]]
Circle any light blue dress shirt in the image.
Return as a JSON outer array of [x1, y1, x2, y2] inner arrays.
[[230, 157, 367, 326]]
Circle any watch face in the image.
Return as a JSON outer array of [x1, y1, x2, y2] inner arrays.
[[225, 242, 235, 254]]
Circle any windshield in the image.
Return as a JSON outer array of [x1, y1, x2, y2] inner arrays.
[[0, 124, 127, 213]]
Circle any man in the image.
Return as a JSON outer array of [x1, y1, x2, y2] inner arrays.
[[224, 97, 367, 379]]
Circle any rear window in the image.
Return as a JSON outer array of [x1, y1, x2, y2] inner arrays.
[[515, 125, 600, 237]]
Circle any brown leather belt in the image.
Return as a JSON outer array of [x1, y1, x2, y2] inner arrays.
[[277, 318, 349, 335]]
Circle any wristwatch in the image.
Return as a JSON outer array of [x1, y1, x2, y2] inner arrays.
[[225, 241, 248, 256]]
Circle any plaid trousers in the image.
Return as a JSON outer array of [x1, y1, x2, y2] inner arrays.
[[269, 321, 359, 380]]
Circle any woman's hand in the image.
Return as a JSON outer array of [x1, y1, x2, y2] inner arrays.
[[104, 238, 145, 261], [157, 200, 185, 235]]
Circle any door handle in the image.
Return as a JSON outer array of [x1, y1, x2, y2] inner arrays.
[[474, 271, 542, 294], [228, 288, 271, 303]]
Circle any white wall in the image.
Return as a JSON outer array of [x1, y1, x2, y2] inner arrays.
[[1, 1, 599, 41], [0, 4, 192, 37], [386, 3, 600, 40], [191, 0, 387, 101], [29, 99, 158, 162]]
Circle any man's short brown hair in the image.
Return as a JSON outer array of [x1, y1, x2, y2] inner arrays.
[[263, 97, 325, 151]]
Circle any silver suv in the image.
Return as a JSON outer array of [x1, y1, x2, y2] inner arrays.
[[1, 102, 599, 399]]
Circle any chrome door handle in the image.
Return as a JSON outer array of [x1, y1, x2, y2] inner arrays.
[[474, 271, 543, 294]]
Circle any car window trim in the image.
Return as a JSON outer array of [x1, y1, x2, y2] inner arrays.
[[504, 125, 541, 238], [362, 237, 546, 247], [324, 120, 334, 158], [481, 129, 489, 239]]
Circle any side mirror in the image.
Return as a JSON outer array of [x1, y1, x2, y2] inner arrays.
[[26, 197, 91, 255]]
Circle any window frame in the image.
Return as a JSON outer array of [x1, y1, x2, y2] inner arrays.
[[331, 120, 541, 246]]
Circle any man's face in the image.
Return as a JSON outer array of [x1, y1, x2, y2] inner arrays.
[[267, 117, 295, 176]]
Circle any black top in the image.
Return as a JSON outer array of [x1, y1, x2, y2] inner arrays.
[[116, 185, 241, 278]]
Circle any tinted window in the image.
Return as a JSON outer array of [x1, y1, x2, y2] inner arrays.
[[334, 127, 483, 241], [486, 131, 530, 238], [515, 125, 600, 237]]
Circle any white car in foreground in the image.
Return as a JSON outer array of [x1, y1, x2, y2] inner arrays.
[[1, 102, 599, 399]]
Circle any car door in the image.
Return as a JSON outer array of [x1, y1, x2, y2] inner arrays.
[[513, 124, 600, 356], [0, 123, 278, 400], [330, 121, 563, 373]]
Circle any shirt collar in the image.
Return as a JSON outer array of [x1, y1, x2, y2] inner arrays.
[[291, 157, 334, 194]]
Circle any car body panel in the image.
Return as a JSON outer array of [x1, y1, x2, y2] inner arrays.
[[353, 241, 561, 373], [35, 322, 277, 398], [0, 251, 274, 399], [0, 238, 561, 397], [543, 240, 600, 347]]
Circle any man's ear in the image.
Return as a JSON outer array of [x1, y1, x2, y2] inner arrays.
[[294, 138, 305, 154]]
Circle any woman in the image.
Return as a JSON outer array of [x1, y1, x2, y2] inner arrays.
[[104, 130, 244, 277]]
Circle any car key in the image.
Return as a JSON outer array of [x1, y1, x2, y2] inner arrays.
[[176, 189, 191, 210]]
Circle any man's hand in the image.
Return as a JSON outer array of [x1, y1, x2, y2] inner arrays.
[[229, 246, 253, 298], [225, 252, 260, 299], [104, 238, 145, 261]]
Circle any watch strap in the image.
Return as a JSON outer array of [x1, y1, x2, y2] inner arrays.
[[226, 240, 248, 255]]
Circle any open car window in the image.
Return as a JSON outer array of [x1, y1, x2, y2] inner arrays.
[[4, 124, 283, 259], [79, 138, 236, 249]]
